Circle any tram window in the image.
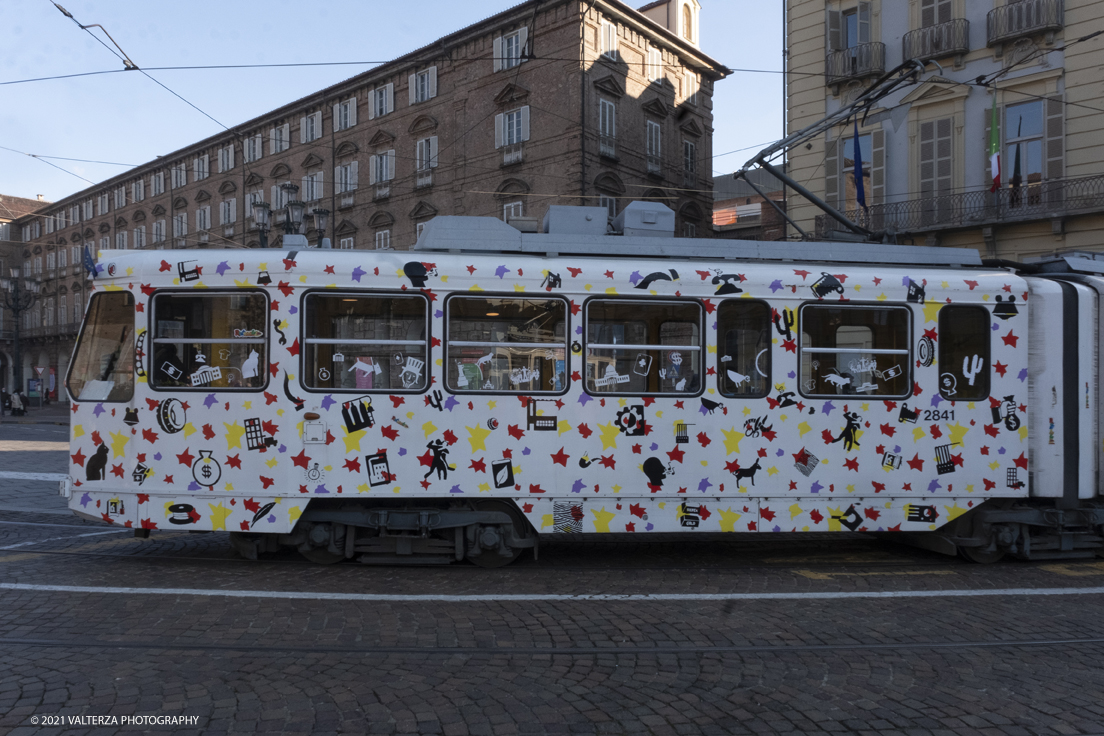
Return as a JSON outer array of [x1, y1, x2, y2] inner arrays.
[[585, 300, 702, 395], [150, 292, 268, 390], [445, 296, 568, 393], [66, 292, 135, 402], [302, 293, 429, 392], [717, 300, 771, 398], [799, 305, 910, 397], [938, 306, 990, 401]]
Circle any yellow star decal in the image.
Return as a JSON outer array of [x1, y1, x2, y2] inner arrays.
[[541, 514, 555, 528], [466, 425, 491, 452], [789, 503, 803, 520], [265, 457, 278, 468], [208, 502, 232, 531], [557, 420, 572, 436], [73, 424, 84, 438], [598, 422, 620, 450], [912, 426, 927, 442], [357, 483, 370, 493], [224, 421, 245, 450], [1018, 425, 1029, 442], [721, 427, 743, 454], [242, 401, 251, 410], [422, 421, 437, 438], [590, 507, 616, 533], [182, 422, 197, 438], [109, 430, 129, 458], [947, 421, 969, 446], [943, 503, 969, 522], [922, 301, 942, 323], [342, 426, 366, 453], [798, 421, 812, 437], [719, 508, 742, 532], [289, 506, 302, 523]]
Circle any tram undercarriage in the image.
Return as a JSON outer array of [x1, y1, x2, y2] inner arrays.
[[228, 499, 537, 567]]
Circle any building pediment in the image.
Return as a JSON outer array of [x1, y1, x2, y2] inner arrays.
[[83, 227, 95, 239], [245, 172, 264, 187], [679, 118, 704, 137], [642, 98, 669, 118], [270, 163, 292, 178], [301, 153, 325, 169], [132, 209, 146, 222], [593, 75, 625, 99], [114, 216, 128, 228], [593, 172, 625, 194], [494, 177, 530, 199], [493, 82, 530, 106], [368, 130, 395, 148], [367, 210, 394, 228], [899, 77, 970, 106], [98, 222, 111, 233], [218, 180, 237, 195], [409, 200, 438, 220], [679, 200, 704, 221], [408, 115, 438, 135], [173, 197, 188, 210], [334, 219, 359, 236], [335, 141, 359, 157], [151, 204, 166, 217]]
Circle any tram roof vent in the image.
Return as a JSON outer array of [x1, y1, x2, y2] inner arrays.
[[1024, 250, 1104, 274], [612, 201, 676, 237], [541, 206, 609, 236]]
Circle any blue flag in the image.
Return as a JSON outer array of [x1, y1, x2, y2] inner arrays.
[[83, 245, 97, 276], [853, 118, 867, 212]]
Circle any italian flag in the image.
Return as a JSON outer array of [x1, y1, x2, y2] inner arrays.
[[989, 93, 1001, 193]]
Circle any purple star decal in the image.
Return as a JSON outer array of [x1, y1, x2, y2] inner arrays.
[[188, 481, 201, 491], [315, 484, 329, 494], [435, 309, 444, 318], [398, 448, 407, 456], [495, 265, 509, 278], [811, 481, 823, 493], [578, 394, 593, 407], [348, 266, 365, 283], [998, 447, 1006, 455], [216, 261, 231, 276], [769, 279, 783, 293], [991, 322, 1000, 331], [154, 453, 162, 461], [571, 479, 585, 493], [449, 485, 463, 494], [1018, 368, 1029, 382], [772, 525, 781, 533], [93, 403, 106, 417], [629, 271, 642, 285], [776, 448, 785, 456], [650, 443, 658, 451], [278, 444, 287, 453], [788, 371, 796, 379], [927, 479, 942, 492], [901, 275, 912, 286], [320, 395, 337, 411], [80, 492, 91, 507], [821, 400, 835, 417], [444, 396, 459, 411], [930, 394, 943, 408], [645, 522, 654, 531], [697, 478, 712, 492], [522, 447, 531, 455], [203, 394, 218, 409], [267, 514, 276, 523], [288, 306, 297, 315]]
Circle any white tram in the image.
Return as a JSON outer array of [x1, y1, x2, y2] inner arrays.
[[62, 203, 1104, 565]]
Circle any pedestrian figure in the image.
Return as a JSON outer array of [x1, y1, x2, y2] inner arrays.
[[425, 439, 450, 480]]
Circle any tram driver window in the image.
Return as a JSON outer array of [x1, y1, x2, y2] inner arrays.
[[717, 300, 771, 398], [66, 292, 135, 402], [302, 293, 429, 392], [938, 306, 990, 401], [445, 296, 568, 393], [799, 305, 910, 397], [585, 300, 703, 395], [150, 292, 268, 390]]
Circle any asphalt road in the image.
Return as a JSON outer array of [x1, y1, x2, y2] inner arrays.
[[2, 424, 1104, 736]]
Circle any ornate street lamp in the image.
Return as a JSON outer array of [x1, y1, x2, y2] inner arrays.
[[281, 183, 304, 235], [312, 208, 331, 249], [251, 201, 272, 248], [0, 268, 41, 399]]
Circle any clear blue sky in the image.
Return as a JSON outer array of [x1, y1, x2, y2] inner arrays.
[[0, 0, 784, 203]]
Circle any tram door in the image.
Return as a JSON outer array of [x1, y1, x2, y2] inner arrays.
[[1025, 278, 1098, 502]]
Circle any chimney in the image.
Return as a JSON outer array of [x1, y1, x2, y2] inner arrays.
[[37, 194, 44, 201]]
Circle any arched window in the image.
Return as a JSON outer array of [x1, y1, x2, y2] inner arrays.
[[682, 4, 693, 41]]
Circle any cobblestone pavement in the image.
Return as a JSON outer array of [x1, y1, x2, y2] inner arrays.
[[3, 426, 1104, 735]]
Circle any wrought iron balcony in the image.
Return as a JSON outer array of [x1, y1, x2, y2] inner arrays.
[[903, 19, 969, 62], [988, 0, 1063, 48], [374, 183, 391, 200], [339, 193, 355, 209], [599, 135, 617, 160], [826, 42, 885, 86], [682, 170, 698, 189], [503, 143, 525, 166], [646, 154, 663, 177], [415, 169, 434, 189], [814, 173, 1104, 239]]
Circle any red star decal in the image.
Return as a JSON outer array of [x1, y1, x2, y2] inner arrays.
[[111, 464, 125, 478], [71, 449, 86, 467], [1014, 452, 1028, 470], [277, 281, 294, 297], [282, 257, 297, 271], [794, 269, 810, 280], [872, 481, 886, 492], [288, 338, 300, 356], [381, 426, 399, 440], [702, 299, 715, 314], [324, 265, 335, 274], [964, 280, 978, 290], [725, 459, 740, 474], [697, 432, 711, 447], [1001, 330, 1019, 348], [577, 423, 592, 438], [508, 424, 525, 440], [793, 448, 810, 465], [262, 420, 278, 435], [604, 270, 614, 278], [550, 447, 569, 466], [343, 457, 361, 473], [502, 448, 512, 459], [268, 363, 280, 378], [420, 479, 431, 490], [135, 303, 144, 313], [782, 339, 796, 353], [570, 301, 580, 316], [418, 450, 434, 467], [598, 455, 616, 469], [137, 494, 149, 504], [142, 428, 159, 444], [993, 361, 1008, 377], [291, 450, 310, 469], [906, 453, 924, 471], [270, 300, 280, 311], [225, 454, 242, 469], [666, 445, 685, 463], [567, 267, 582, 277], [843, 457, 859, 472], [469, 458, 486, 473], [467, 265, 476, 274], [163, 475, 174, 485], [202, 424, 216, 440], [140, 518, 158, 529], [390, 395, 405, 408], [176, 449, 195, 467], [879, 423, 896, 437], [159, 260, 172, 272], [984, 424, 1000, 437], [260, 476, 275, 489]]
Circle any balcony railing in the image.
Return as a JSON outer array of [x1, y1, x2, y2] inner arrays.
[[988, 0, 1062, 48], [339, 193, 355, 209], [503, 143, 524, 166], [814, 173, 1104, 239], [903, 19, 969, 62], [682, 170, 698, 189], [646, 154, 663, 177], [375, 183, 391, 200], [826, 42, 885, 86], [599, 135, 617, 159], [416, 169, 433, 189]]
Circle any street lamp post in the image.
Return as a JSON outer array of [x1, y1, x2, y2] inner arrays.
[[251, 184, 313, 249], [0, 268, 41, 401], [252, 202, 272, 248], [312, 208, 331, 249]]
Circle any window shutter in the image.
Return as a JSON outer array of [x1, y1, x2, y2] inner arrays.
[[429, 66, 437, 98], [827, 10, 841, 51], [519, 27, 529, 60], [314, 112, 322, 136], [858, 2, 871, 44], [824, 137, 840, 209], [493, 36, 503, 72], [368, 91, 377, 120], [935, 118, 952, 196], [300, 117, 307, 144], [984, 105, 1001, 187], [271, 185, 279, 206], [228, 147, 234, 169], [521, 106, 530, 142], [369, 157, 378, 185], [350, 160, 358, 188], [495, 113, 504, 148], [269, 128, 276, 154], [335, 166, 341, 191], [387, 150, 396, 180], [349, 97, 357, 127], [871, 129, 885, 206], [919, 121, 935, 199], [937, 0, 952, 24], [333, 103, 340, 132], [385, 83, 394, 114], [429, 136, 438, 168], [921, 0, 934, 27], [409, 74, 417, 105], [1045, 95, 1064, 181]]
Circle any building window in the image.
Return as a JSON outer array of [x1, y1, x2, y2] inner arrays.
[[503, 201, 524, 221], [683, 140, 697, 186], [272, 181, 292, 210], [114, 186, 126, 209], [151, 172, 165, 196], [336, 162, 359, 193], [416, 137, 438, 187], [170, 163, 186, 189], [495, 28, 529, 71], [682, 222, 697, 237], [270, 123, 290, 154], [153, 220, 166, 243], [585, 300, 703, 395], [375, 230, 391, 250], [97, 193, 110, 215], [58, 249, 67, 268], [845, 133, 872, 211], [1006, 100, 1044, 194], [684, 71, 698, 105], [370, 151, 395, 185], [114, 231, 127, 250], [682, 3, 694, 42], [339, 237, 355, 250], [47, 252, 56, 270], [99, 236, 108, 251], [799, 305, 911, 398], [218, 145, 235, 173], [646, 120, 662, 174], [82, 199, 93, 220], [496, 107, 530, 158], [410, 67, 438, 104], [194, 154, 209, 181], [599, 195, 617, 218], [300, 112, 322, 143], [73, 292, 81, 323], [245, 134, 263, 163], [600, 19, 618, 59], [173, 213, 188, 238], [134, 226, 146, 248], [646, 47, 663, 82], [70, 246, 79, 266], [599, 98, 616, 158], [370, 84, 394, 119], [34, 256, 42, 274], [416, 222, 427, 242], [196, 206, 211, 232], [132, 178, 145, 202], [69, 205, 79, 224], [220, 199, 237, 226], [45, 216, 54, 235], [247, 191, 264, 221], [59, 295, 67, 324], [334, 97, 357, 131], [446, 296, 568, 393], [302, 171, 324, 202]]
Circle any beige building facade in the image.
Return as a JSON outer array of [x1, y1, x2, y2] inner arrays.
[[10, 0, 728, 398], [786, 0, 1104, 259]]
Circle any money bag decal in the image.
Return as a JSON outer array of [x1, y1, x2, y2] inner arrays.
[[192, 450, 222, 488]]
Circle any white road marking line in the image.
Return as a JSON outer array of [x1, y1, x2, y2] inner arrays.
[[0, 472, 68, 481], [0, 583, 1103, 602], [0, 530, 128, 551]]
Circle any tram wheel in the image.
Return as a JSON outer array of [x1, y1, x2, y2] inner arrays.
[[467, 500, 530, 568], [299, 547, 345, 565], [957, 544, 1005, 564]]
